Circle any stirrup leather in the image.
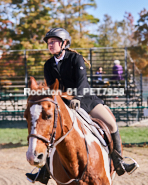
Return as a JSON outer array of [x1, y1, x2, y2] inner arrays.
[[27, 167, 41, 183]]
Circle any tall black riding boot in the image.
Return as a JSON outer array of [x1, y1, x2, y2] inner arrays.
[[111, 130, 139, 176], [26, 165, 50, 184]]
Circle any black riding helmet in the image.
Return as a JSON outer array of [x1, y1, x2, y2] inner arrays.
[[43, 28, 71, 49]]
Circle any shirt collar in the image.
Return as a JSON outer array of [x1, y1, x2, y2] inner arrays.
[[54, 52, 65, 65]]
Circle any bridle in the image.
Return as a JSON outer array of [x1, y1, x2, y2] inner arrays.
[[27, 96, 89, 185], [27, 96, 60, 152]]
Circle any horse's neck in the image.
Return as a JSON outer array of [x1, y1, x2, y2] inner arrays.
[[56, 97, 87, 178]]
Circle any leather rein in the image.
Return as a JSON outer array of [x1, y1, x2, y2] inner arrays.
[[27, 97, 89, 185]]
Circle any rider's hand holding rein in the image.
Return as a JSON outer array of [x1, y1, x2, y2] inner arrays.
[[70, 99, 80, 109]]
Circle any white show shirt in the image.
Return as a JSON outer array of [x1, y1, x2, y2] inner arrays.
[[54, 53, 65, 65]]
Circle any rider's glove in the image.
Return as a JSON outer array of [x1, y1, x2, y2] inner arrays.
[[70, 99, 80, 109]]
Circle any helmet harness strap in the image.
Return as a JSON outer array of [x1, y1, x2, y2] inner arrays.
[[54, 41, 65, 58]]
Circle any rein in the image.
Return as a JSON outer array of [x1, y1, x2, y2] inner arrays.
[[27, 97, 89, 185]]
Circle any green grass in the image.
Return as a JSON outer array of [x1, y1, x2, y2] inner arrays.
[[0, 127, 148, 146], [0, 128, 28, 145], [119, 127, 148, 144]]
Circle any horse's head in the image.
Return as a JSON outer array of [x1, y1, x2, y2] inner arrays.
[[25, 77, 62, 167]]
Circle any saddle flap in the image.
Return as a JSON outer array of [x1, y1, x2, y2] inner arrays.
[[76, 108, 113, 153], [91, 118, 113, 154]]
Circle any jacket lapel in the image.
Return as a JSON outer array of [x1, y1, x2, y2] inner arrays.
[[50, 50, 71, 78], [50, 57, 61, 77]]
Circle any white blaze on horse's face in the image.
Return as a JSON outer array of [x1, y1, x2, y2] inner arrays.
[[26, 104, 42, 165]]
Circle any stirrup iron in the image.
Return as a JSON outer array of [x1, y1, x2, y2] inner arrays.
[[123, 156, 139, 174], [27, 167, 41, 183]]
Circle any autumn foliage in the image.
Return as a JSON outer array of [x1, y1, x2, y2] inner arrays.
[[0, 1, 148, 75], [130, 9, 148, 76]]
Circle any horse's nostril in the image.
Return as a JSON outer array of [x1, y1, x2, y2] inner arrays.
[[37, 153, 43, 160]]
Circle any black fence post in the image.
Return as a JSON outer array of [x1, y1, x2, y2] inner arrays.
[[90, 48, 93, 88], [124, 47, 129, 125], [133, 63, 135, 84], [133, 63, 135, 96], [140, 73, 143, 106], [24, 50, 28, 88], [137, 73, 143, 121]]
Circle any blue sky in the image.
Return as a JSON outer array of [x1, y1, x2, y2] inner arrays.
[[88, 0, 147, 24]]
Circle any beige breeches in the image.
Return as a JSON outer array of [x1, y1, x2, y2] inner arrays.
[[89, 104, 117, 133]]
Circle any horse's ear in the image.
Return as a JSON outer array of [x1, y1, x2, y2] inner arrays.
[[50, 79, 59, 90], [28, 76, 38, 90]]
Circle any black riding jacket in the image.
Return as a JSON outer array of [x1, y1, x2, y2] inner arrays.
[[44, 50, 103, 112]]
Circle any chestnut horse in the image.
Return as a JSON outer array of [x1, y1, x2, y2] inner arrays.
[[25, 77, 114, 185]]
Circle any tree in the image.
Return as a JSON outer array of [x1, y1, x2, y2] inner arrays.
[[0, 0, 15, 49], [0, 19, 14, 49], [130, 9, 148, 76], [0, 0, 56, 50], [96, 14, 118, 47], [0, 0, 99, 78], [119, 12, 136, 46], [11, 0, 55, 50], [49, 0, 99, 48], [134, 9, 148, 46], [95, 13, 136, 48], [0, 0, 99, 50]]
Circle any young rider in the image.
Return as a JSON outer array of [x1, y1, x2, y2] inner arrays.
[[26, 28, 138, 184]]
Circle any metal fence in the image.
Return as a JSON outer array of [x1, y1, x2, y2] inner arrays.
[[0, 47, 147, 124]]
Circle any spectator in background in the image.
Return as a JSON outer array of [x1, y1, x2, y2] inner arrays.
[[112, 60, 124, 85], [95, 66, 104, 84]]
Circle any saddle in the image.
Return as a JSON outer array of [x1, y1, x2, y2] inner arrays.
[[76, 106, 114, 154], [61, 96, 114, 154]]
